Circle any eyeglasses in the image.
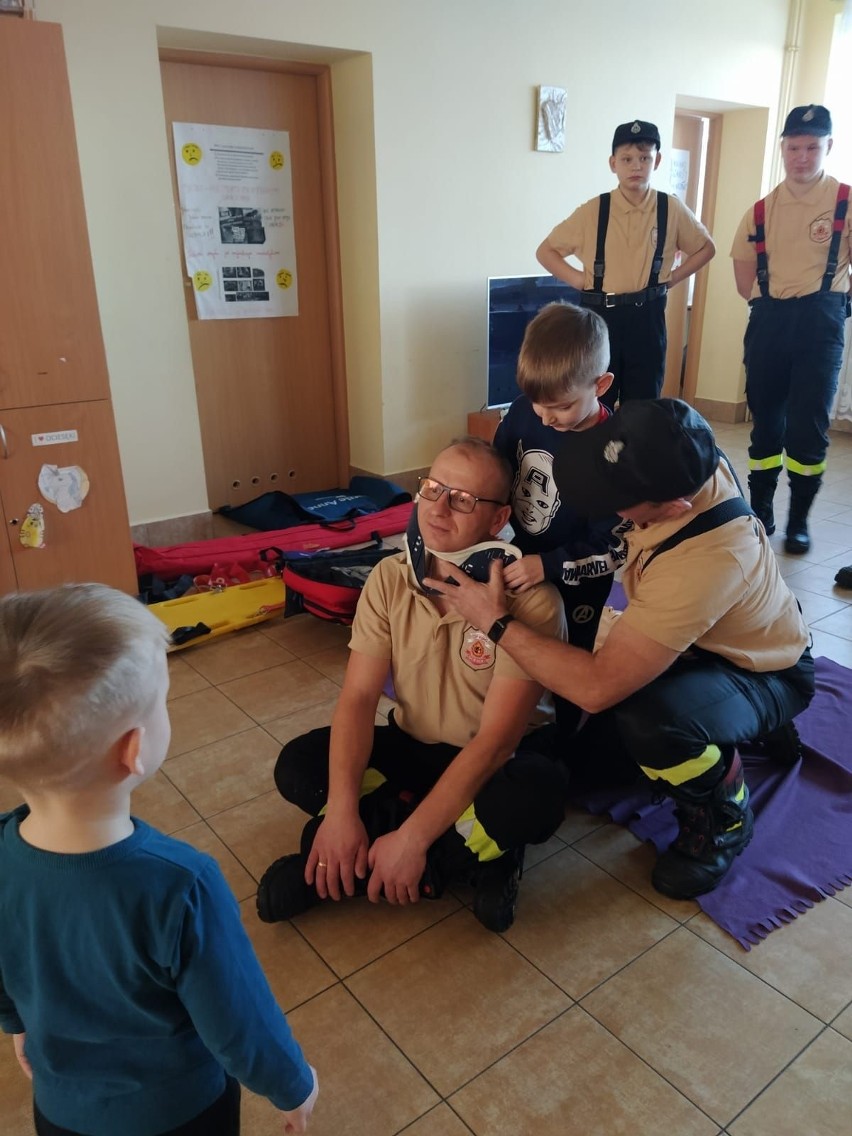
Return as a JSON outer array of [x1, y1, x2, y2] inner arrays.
[[417, 476, 506, 515]]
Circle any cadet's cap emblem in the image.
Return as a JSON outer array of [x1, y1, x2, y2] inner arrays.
[[604, 440, 625, 464], [803, 107, 815, 122], [631, 121, 641, 134]]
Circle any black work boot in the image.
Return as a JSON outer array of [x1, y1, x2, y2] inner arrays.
[[748, 468, 780, 536], [785, 473, 822, 555], [836, 565, 852, 589], [752, 719, 803, 766], [473, 847, 525, 932], [257, 816, 325, 923], [651, 750, 754, 899]]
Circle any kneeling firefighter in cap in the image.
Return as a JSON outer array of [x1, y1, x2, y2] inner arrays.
[[731, 104, 852, 555], [425, 400, 815, 898]]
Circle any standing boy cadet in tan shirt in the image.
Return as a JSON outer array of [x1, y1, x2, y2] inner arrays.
[[537, 120, 715, 407], [731, 104, 852, 556], [257, 438, 567, 933]]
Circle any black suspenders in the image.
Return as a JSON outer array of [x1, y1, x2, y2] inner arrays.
[[753, 183, 850, 298], [590, 192, 669, 305], [642, 496, 754, 573]]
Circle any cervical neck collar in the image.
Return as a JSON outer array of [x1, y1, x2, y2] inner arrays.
[[405, 508, 521, 595]]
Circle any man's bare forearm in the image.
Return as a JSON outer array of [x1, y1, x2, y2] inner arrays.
[[326, 695, 379, 815]]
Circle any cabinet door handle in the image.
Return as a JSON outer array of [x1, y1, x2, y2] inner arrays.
[[0, 423, 7, 459]]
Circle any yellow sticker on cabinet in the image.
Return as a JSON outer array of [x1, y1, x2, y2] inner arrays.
[[275, 269, 293, 289], [20, 504, 45, 549], [269, 150, 285, 170], [193, 270, 213, 292]]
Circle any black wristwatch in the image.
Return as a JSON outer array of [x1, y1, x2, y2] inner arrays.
[[487, 613, 515, 643]]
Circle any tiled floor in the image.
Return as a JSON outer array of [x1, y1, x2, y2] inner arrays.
[[3, 423, 852, 1135]]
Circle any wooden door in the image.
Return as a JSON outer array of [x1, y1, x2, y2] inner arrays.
[[160, 57, 348, 510], [0, 19, 110, 409], [0, 401, 137, 592]]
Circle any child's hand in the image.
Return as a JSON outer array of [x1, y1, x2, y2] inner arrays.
[[13, 1033, 32, 1080], [281, 1066, 318, 1132], [503, 554, 545, 593]]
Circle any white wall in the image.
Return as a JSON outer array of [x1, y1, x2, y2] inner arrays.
[[38, 0, 792, 523]]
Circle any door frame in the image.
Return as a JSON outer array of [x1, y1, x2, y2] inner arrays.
[[680, 112, 722, 407], [158, 48, 350, 486]]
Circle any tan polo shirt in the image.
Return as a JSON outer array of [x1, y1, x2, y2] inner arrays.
[[729, 173, 852, 300], [349, 553, 566, 747], [546, 189, 711, 293], [620, 462, 808, 671]]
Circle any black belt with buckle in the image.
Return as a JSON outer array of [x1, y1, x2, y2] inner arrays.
[[582, 284, 669, 308]]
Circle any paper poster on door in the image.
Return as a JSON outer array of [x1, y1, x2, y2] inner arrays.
[[173, 122, 299, 320], [38, 464, 90, 513]]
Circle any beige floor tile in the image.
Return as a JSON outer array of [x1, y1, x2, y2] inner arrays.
[[451, 1005, 718, 1136], [260, 615, 352, 657], [789, 585, 850, 625], [165, 727, 279, 818], [219, 661, 340, 724], [179, 628, 296, 685], [208, 789, 309, 882], [729, 1029, 852, 1136], [832, 1002, 852, 1041], [790, 562, 852, 601], [264, 698, 339, 745], [582, 928, 822, 1126], [237, 897, 336, 1010], [834, 884, 852, 909], [808, 627, 852, 667], [401, 1103, 473, 1136], [239, 1089, 284, 1136], [0, 1043, 34, 1136], [286, 984, 440, 1136], [167, 687, 254, 758], [167, 653, 210, 700], [132, 769, 200, 833], [301, 644, 349, 685], [688, 898, 852, 1022], [811, 603, 852, 641], [292, 888, 462, 977], [574, 822, 700, 922], [346, 908, 570, 1096], [554, 805, 610, 845], [505, 846, 678, 998], [171, 819, 257, 901], [524, 831, 568, 869]]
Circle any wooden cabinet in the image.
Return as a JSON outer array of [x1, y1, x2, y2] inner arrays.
[[0, 17, 136, 594]]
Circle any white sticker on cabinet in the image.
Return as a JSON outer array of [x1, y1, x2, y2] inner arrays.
[[31, 430, 79, 446]]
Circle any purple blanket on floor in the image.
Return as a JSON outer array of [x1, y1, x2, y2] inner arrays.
[[572, 656, 852, 949]]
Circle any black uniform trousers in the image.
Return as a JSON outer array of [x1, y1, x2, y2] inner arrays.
[[565, 646, 815, 790], [744, 292, 847, 472], [583, 293, 668, 407], [34, 1078, 241, 1136], [274, 714, 569, 861]]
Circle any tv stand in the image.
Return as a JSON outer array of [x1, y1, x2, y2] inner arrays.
[[467, 409, 502, 443]]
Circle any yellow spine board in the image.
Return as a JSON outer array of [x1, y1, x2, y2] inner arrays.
[[149, 578, 286, 651]]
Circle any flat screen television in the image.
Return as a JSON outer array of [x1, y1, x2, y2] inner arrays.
[[486, 274, 582, 409]]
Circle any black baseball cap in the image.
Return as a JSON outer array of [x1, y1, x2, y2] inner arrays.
[[612, 120, 661, 152], [553, 399, 720, 516], [781, 105, 832, 137]]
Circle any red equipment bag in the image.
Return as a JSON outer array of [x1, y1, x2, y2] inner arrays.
[[133, 502, 413, 580], [282, 546, 400, 625]]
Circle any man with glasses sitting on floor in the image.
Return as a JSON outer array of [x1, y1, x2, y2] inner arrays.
[[257, 436, 567, 933]]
